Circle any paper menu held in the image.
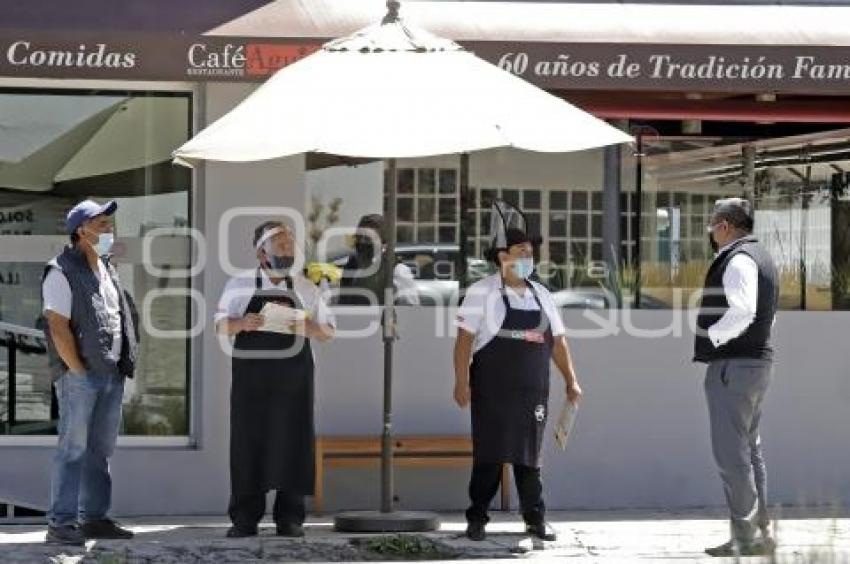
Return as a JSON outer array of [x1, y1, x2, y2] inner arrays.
[[553, 399, 578, 451], [257, 302, 307, 334]]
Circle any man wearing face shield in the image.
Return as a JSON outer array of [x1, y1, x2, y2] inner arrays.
[[697, 199, 778, 557], [41, 200, 139, 545], [215, 221, 335, 538], [453, 217, 582, 542], [338, 214, 419, 306]]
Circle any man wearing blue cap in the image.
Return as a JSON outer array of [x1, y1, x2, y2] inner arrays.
[[41, 199, 139, 546]]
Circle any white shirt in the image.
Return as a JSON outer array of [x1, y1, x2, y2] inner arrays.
[[394, 263, 420, 306], [215, 268, 336, 330], [454, 274, 566, 353], [42, 259, 123, 360], [707, 242, 762, 348]]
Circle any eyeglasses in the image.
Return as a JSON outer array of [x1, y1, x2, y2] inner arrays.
[[705, 221, 727, 234]]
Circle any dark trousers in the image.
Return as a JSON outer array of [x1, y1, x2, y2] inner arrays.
[[228, 490, 305, 530], [466, 463, 545, 526]]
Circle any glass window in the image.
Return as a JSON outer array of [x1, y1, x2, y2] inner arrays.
[[418, 169, 435, 195], [398, 169, 414, 194], [0, 89, 192, 436], [438, 169, 457, 195], [550, 191, 567, 210], [523, 190, 542, 210], [417, 198, 436, 223], [417, 225, 435, 242], [397, 197, 414, 222], [396, 225, 414, 243], [571, 213, 588, 238], [502, 189, 520, 207], [550, 212, 567, 237], [572, 191, 588, 211], [629, 129, 850, 310], [438, 226, 456, 244], [591, 214, 603, 239], [438, 197, 457, 223]]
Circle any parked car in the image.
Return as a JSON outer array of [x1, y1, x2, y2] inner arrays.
[[330, 244, 609, 308]]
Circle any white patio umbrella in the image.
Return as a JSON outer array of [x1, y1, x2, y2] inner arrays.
[[174, 13, 630, 162], [174, 0, 632, 532]]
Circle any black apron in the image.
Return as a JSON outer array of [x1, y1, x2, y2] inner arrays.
[[230, 269, 315, 496], [470, 280, 554, 468]]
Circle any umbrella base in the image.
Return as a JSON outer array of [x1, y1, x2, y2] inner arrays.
[[333, 511, 440, 533]]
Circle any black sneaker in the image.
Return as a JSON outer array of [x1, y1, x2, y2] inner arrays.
[[526, 522, 557, 541], [466, 521, 486, 541], [226, 526, 258, 538], [276, 522, 305, 538], [705, 540, 736, 557], [81, 519, 134, 540], [46, 524, 86, 546], [705, 538, 776, 557]]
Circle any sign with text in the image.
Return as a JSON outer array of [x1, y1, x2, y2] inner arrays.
[[1, 31, 849, 94]]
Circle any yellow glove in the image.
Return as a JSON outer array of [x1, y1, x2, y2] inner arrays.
[[306, 262, 342, 285]]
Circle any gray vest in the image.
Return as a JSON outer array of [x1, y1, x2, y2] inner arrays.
[[41, 246, 139, 380]]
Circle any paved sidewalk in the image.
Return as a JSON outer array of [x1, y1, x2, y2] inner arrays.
[[0, 509, 848, 562]]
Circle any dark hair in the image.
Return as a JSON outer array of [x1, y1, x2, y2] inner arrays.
[[712, 198, 754, 233], [253, 220, 286, 248], [356, 214, 386, 242], [70, 231, 80, 244]]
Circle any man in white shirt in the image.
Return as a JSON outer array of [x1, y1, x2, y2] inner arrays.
[[696, 198, 779, 557], [42, 199, 138, 546], [453, 227, 582, 542], [216, 221, 334, 538]]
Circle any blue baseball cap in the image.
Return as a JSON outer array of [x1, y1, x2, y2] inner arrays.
[[66, 199, 118, 234]]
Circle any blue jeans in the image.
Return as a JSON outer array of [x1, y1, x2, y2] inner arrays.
[[48, 371, 124, 527]]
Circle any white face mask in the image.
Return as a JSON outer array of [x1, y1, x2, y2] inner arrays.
[[511, 257, 534, 279], [93, 233, 114, 256]]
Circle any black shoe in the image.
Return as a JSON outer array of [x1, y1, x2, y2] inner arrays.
[[276, 522, 305, 537], [226, 526, 258, 538], [705, 540, 736, 557], [526, 522, 557, 541], [46, 524, 86, 546], [81, 518, 134, 540], [466, 521, 486, 541], [705, 538, 776, 557]]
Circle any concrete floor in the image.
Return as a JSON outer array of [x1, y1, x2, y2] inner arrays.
[[0, 509, 848, 562]]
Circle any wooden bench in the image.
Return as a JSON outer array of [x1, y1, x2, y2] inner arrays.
[[314, 435, 511, 514]]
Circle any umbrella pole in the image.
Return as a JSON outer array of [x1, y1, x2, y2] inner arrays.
[[333, 158, 438, 533], [457, 153, 470, 292], [381, 158, 398, 513]]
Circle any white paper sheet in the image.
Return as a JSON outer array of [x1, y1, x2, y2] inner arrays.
[[257, 302, 307, 334]]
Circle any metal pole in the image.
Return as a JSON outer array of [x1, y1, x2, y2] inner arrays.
[[457, 153, 470, 292], [381, 158, 398, 513], [800, 162, 811, 310], [603, 139, 623, 308], [634, 134, 644, 309], [7, 339, 16, 433], [742, 144, 756, 201]]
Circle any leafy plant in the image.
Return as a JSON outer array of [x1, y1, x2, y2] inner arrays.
[[356, 534, 442, 558]]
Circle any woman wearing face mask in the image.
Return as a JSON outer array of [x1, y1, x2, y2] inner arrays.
[[453, 226, 582, 542], [338, 214, 419, 306], [215, 221, 335, 539]]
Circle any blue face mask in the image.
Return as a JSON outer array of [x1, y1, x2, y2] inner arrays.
[[511, 257, 534, 279], [93, 233, 114, 256]]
